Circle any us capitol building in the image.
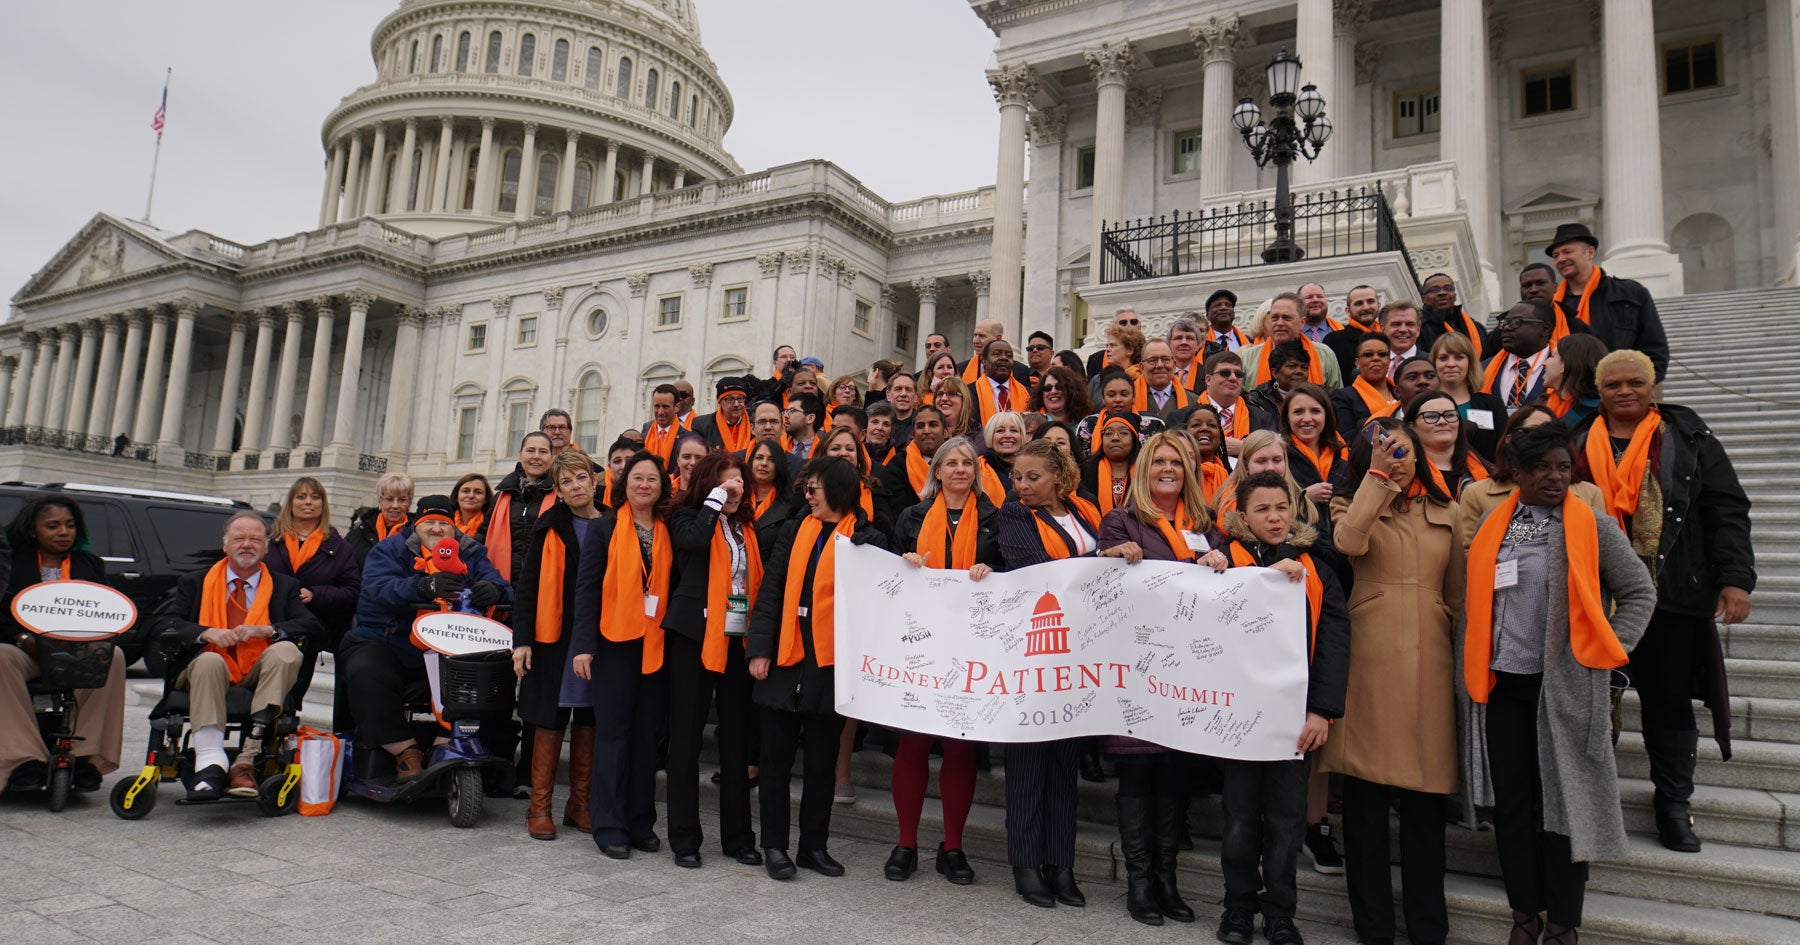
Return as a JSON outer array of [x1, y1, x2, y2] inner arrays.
[[4, 0, 1796, 507]]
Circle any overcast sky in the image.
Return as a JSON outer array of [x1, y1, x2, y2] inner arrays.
[[0, 1, 1000, 308]]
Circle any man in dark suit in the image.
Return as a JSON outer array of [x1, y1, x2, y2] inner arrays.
[[158, 511, 321, 801], [1546, 222, 1669, 380], [1480, 300, 1557, 409], [969, 339, 1032, 425], [690, 376, 754, 453]]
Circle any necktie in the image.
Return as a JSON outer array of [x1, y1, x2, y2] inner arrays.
[[1219, 405, 1233, 429], [1389, 353, 1402, 379], [227, 578, 248, 629], [995, 382, 1007, 405], [1509, 357, 1530, 407], [1154, 389, 1168, 410]]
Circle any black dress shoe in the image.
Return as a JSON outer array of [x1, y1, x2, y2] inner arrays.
[[600, 844, 631, 860], [732, 849, 764, 866], [673, 851, 701, 869], [6, 760, 46, 793], [884, 845, 918, 881], [73, 759, 103, 792], [795, 849, 845, 877], [1042, 865, 1086, 907], [1216, 908, 1255, 945], [630, 834, 661, 853], [184, 765, 226, 802], [764, 848, 796, 880], [935, 843, 974, 885], [1012, 866, 1056, 907], [1263, 915, 1305, 945]]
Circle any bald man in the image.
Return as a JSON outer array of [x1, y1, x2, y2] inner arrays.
[[956, 318, 1033, 385]]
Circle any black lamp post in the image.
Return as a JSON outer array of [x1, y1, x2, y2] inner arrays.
[[1233, 49, 1331, 263]]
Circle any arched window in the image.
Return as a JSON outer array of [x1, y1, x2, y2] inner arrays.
[[409, 40, 420, 73], [615, 170, 628, 201], [456, 31, 471, 71], [408, 149, 424, 210], [645, 68, 659, 108], [461, 148, 479, 210], [689, 94, 699, 127], [485, 30, 502, 73], [535, 152, 558, 216], [498, 149, 522, 213], [517, 34, 535, 76], [574, 369, 606, 452], [669, 80, 681, 117], [616, 57, 632, 98], [585, 47, 602, 89], [430, 34, 443, 72], [552, 39, 569, 81], [573, 162, 593, 209]]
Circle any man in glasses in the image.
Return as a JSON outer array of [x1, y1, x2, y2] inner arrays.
[[1085, 307, 1142, 378], [1480, 300, 1557, 409], [538, 408, 574, 452], [1024, 330, 1056, 382], [1197, 351, 1275, 457], [673, 380, 698, 429], [692, 376, 755, 454]]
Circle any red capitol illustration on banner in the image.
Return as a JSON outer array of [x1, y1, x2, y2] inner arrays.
[[1024, 590, 1072, 657]]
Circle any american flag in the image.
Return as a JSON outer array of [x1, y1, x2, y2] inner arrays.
[[151, 82, 167, 140]]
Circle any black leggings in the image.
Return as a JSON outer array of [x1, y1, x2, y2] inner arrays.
[[1487, 672, 1588, 927], [1628, 609, 1702, 731]]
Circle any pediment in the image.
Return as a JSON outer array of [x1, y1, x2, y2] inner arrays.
[[14, 214, 185, 302], [1505, 186, 1600, 214]]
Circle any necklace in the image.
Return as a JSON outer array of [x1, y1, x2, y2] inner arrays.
[[1504, 512, 1554, 545]]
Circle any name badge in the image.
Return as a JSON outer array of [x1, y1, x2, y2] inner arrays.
[[1494, 559, 1520, 590], [1183, 532, 1211, 555], [724, 594, 750, 637], [642, 594, 660, 618], [1467, 408, 1496, 431], [796, 605, 809, 618]]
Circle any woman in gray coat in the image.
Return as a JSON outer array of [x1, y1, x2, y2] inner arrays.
[[1464, 425, 1655, 945]]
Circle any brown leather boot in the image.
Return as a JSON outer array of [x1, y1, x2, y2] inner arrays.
[[528, 727, 562, 840], [564, 725, 594, 832]]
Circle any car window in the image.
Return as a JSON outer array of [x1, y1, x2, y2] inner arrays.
[[85, 503, 135, 560], [0, 495, 23, 532], [145, 506, 238, 568]]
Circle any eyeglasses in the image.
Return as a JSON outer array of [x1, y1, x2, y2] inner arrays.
[[1498, 316, 1548, 328], [802, 484, 819, 496], [1210, 369, 1244, 379], [1039, 383, 1062, 393], [1025, 344, 1051, 352], [718, 395, 746, 405], [1414, 410, 1460, 425]]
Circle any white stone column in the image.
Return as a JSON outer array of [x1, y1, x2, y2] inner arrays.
[[672, 165, 687, 190], [340, 132, 364, 220], [84, 315, 123, 440], [479, 295, 512, 463], [602, 140, 620, 202], [556, 131, 580, 213], [154, 301, 199, 460], [447, 131, 469, 211], [1085, 41, 1135, 286], [430, 116, 455, 212], [639, 152, 657, 196], [971, 270, 992, 323], [515, 121, 539, 220], [266, 302, 306, 452], [131, 309, 171, 444], [1330, 1, 1369, 179], [299, 296, 336, 451], [986, 63, 1035, 338], [1599, 0, 1684, 295], [473, 117, 497, 214], [63, 319, 100, 439], [1293, 0, 1335, 185], [320, 140, 347, 227], [330, 290, 374, 451], [45, 325, 76, 433], [362, 123, 389, 217], [8, 335, 38, 427], [23, 331, 53, 429], [238, 308, 276, 455], [108, 312, 144, 438], [1192, 16, 1251, 200], [210, 312, 248, 454], [380, 307, 425, 462], [1440, 0, 1501, 309], [912, 278, 940, 367], [0, 356, 15, 429], [391, 118, 419, 214], [1770, 0, 1800, 285]]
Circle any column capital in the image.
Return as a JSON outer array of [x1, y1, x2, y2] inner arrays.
[[1190, 14, 1253, 66], [1332, 0, 1372, 35], [172, 299, 201, 320], [398, 307, 428, 327], [19, 331, 40, 349], [786, 248, 812, 274], [564, 129, 581, 147], [437, 114, 454, 126], [251, 306, 277, 329], [756, 252, 784, 277], [79, 316, 103, 336], [605, 139, 621, 155], [626, 273, 651, 297], [689, 263, 713, 288], [987, 63, 1039, 109], [480, 116, 496, 131], [101, 312, 125, 333], [403, 116, 419, 132], [837, 266, 858, 288], [1029, 104, 1069, 146], [1355, 40, 1383, 84], [1488, 12, 1507, 61], [491, 294, 514, 316], [1, 356, 17, 372], [311, 294, 338, 317], [880, 285, 897, 309], [1126, 84, 1164, 126], [968, 270, 992, 294], [912, 277, 942, 302], [522, 120, 539, 137], [440, 303, 464, 324], [281, 300, 306, 322], [228, 311, 252, 333], [1085, 41, 1137, 88], [543, 286, 565, 308], [346, 288, 377, 311]]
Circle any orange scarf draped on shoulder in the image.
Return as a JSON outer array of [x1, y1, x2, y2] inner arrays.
[[484, 490, 556, 584], [716, 416, 754, 454], [1228, 542, 1322, 658], [916, 492, 979, 569], [1132, 376, 1191, 414], [977, 459, 1006, 507], [1463, 492, 1624, 702], [1450, 308, 1487, 360], [1584, 409, 1660, 528], [1200, 460, 1230, 504], [1291, 438, 1340, 482], [1097, 458, 1131, 515], [199, 560, 274, 684], [776, 515, 856, 667], [644, 423, 680, 462], [1031, 497, 1100, 560], [703, 520, 762, 673], [974, 374, 1031, 418], [1426, 454, 1488, 499], [530, 516, 597, 646], [1550, 267, 1600, 344], [599, 516, 674, 673], [1151, 503, 1200, 562], [282, 530, 324, 572], [37, 554, 72, 580], [455, 510, 485, 538], [903, 442, 931, 495], [1351, 376, 1399, 422], [1259, 338, 1324, 385], [375, 515, 404, 542]]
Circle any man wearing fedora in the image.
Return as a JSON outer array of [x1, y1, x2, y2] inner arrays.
[[1546, 222, 1670, 380]]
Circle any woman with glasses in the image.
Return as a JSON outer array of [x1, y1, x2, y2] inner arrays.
[[1028, 365, 1091, 431], [1408, 390, 1488, 501], [931, 376, 980, 448], [1431, 332, 1508, 462], [1331, 333, 1399, 440]]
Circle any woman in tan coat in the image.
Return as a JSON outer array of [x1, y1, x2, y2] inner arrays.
[[1321, 416, 1462, 945]]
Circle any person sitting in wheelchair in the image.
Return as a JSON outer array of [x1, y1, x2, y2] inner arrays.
[[339, 495, 508, 781], [0, 496, 127, 794], [158, 511, 320, 802]]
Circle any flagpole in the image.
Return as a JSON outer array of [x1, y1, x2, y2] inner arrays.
[[143, 68, 170, 224]]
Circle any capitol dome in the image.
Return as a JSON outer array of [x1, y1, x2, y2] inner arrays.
[[316, 0, 741, 237]]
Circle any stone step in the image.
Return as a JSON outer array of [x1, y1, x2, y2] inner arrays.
[[1614, 731, 1800, 793], [1726, 658, 1800, 700], [1725, 623, 1800, 661], [1621, 688, 1800, 745]]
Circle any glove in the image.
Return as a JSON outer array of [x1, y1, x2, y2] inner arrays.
[[850, 527, 878, 546], [468, 581, 502, 609], [417, 572, 464, 600]]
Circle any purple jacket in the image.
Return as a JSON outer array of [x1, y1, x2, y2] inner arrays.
[[265, 528, 362, 645]]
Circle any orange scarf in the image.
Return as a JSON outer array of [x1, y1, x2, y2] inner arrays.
[[1550, 267, 1600, 343], [1258, 338, 1324, 385], [1133, 376, 1191, 414], [1097, 458, 1131, 514], [977, 459, 1007, 507], [375, 514, 404, 542], [752, 486, 776, 520], [1206, 325, 1248, 349], [678, 408, 697, 430], [776, 515, 856, 667], [644, 423, 680, 462], [903, 441, 931, 494], [1228, 543, 1322, 658], [455, 510, 485, 538], [198, 561, 274, 684], [1291, 438, 1339, 482], [1030, 498, 1101, 559], [716, 416, 753, 454], [1151, 503, 1200, 562], [973, 374, 1030, 418], [484, 490, 556, 584], [1464, 492, 1624, 702], [1426, 453, 1488, 499], [703, 520, 762, 672], [599, 515, 673, 673], [1351, 375, 1399, 421], [1585, 410, 1660, 528], [36, 554, 71, 580], [916, 492, 979, 569], [1479, 349, 1546, 397], [1545, 388, 1574, 419], [281, 530, 324, 572], [1448, 308, 1487, 360], [1201, 394, 1251, 439], [859, 482, 875, 519], [532, 526, 574, 645], [1200, 460, 1229, 504]]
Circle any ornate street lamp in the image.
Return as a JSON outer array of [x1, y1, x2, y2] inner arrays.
[[1233, 49, 1330, 263]]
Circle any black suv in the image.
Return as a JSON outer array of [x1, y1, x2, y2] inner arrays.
[[0, 482, 262, 674]]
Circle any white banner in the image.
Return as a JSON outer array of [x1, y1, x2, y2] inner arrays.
[[832, 536, 1310, 761]]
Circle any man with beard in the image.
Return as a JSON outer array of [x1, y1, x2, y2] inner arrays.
[[1298, 282, 1343, 344], [1419, 272, 1492, 360], [1324, 285, 1382, 383]]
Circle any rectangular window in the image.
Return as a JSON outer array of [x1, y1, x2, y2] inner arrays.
[[467, 323, 486, 352], [145, 507, 239, 569], [1392, 87, 1441, 138], [1664, 38, 1721, 95], [455, 407, 479, 460], [853, 300, 872, 334], [721, 286, 748, 320], [1171, 129, 1202, 174], [658, 295, 682, 327], [516, 315, 537, 346], [506, 402, 530, 451], [1075, 146, 1096, 191], [894, 322, 913, 354], [1522, 63, 1576, 117]]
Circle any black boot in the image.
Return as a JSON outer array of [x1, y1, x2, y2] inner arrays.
[[1150, 792, 1195, 922], [1012, 866, 1055, 907], [1646, 728, 1702, 852], [1079, 741, 1106, 782], [1115, 795, 1162, 926]]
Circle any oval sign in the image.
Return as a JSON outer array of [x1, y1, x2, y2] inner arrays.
[[411, 610, 514, 656], [11, 580, 138, 641]]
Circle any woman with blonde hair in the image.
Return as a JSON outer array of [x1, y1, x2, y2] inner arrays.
[[345, 470, 415, 565], [978, 410, 1027, 506], [266, 476, 362, 719]]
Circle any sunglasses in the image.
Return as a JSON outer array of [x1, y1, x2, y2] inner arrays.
[[1039, 383, 1062, 393], [1025, 344, 1051, 352], [1210, 369, 1244, 379], [803, 484, 819, 496]]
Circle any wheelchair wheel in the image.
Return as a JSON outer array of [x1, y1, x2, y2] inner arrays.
[[447, 768, 484, 828], [47, 766, 71, 812], [110, 774, 156, 820], [256, 773, 297, 817]]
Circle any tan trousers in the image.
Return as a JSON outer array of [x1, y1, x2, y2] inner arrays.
[[175, 641, 301, 731], [0, 642, 126, 785]]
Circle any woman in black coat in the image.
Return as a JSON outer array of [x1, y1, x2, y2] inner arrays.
[[747, 437, 800, 560], [746, 457, 887, 881], [664, 452, 764, 869], [265, 477, 362, 720]]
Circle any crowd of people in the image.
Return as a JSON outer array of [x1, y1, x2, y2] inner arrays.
[[0, 222, 1758, 945]]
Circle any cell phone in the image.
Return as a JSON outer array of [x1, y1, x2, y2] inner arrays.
[[1361, 419, 1408, 460]]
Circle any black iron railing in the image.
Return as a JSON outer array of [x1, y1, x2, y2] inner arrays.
[[1098, 186, 1417, 287], [0, 426, 154, 462], [358, 454, 389, 473]]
